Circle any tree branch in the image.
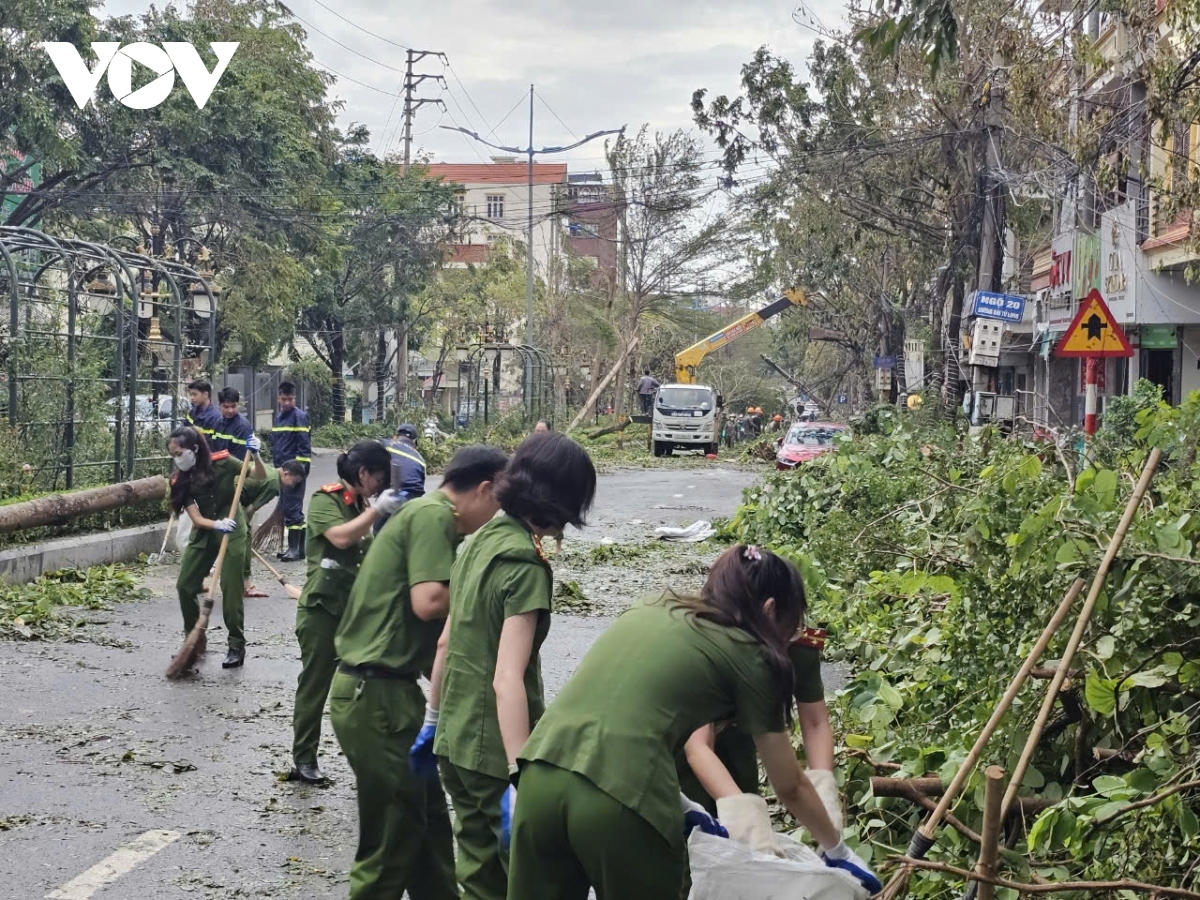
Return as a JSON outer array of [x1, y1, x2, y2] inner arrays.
[[1085, 779, 1200, 836]]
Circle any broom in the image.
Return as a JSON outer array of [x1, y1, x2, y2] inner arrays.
[[166, 451, 255, 680], [251, 548, 303, 601], [252, 499, 285, 554]]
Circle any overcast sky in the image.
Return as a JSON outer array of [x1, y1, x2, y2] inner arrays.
[[99, 0, 845, 174]]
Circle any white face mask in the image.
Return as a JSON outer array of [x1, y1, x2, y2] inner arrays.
[[174, 449, 197, 472]]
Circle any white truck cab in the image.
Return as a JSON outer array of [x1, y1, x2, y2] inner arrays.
[[652, 383, 722, 457]]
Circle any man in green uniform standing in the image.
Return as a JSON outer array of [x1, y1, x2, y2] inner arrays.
[[292, 441, 400, 784], [330, 445, 508, 900]]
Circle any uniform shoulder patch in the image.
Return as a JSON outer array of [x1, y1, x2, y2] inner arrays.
[[793, 626, 827, 651], [320, 483, 343, 493], [343, 490, 355, 505], [211, 450, 231, 461]]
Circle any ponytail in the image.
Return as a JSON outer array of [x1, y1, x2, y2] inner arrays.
[[336, 440, 392, 489]]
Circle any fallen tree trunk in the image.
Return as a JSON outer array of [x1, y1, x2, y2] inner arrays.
[[0, 475, 167, 533], [870, 776, 1052, 819], [567, 335, 639, 433], [586, 418, 631, 440]]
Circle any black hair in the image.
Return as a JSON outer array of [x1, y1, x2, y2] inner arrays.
[[667, 546, 806, 725], [280, 460, 306, 478], [278, 381, 296, 396], [442, 445, 508, 492], [494, 432, 596, 531], [187, 380, 212, 397], [644, 368, 651, 375], [335, 440, 391, 489], [217, 387, 240, 405], [167, 425, 215, 513]]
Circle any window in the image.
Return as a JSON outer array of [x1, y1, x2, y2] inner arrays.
[[486, 194, 505, 220]]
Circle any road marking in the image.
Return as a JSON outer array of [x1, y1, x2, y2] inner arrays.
[[45, 829, 180, 899]]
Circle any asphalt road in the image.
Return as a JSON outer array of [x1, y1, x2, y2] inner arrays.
[[0, 462, 760, 900]]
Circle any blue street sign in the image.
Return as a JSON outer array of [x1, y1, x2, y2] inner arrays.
[[873, 356, 896, 369], [837, 394, 847, 404], [971, 290, 1026, 323]]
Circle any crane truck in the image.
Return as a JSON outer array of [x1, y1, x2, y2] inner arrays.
[[651, 289, 807, 458]]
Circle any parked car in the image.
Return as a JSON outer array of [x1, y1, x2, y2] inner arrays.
[[776, 422, 849, 470]]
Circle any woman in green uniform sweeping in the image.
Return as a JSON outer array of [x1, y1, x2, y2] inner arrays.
[[168, 425, 266, 669], [507, 545, 881, 899], [329, 445, 509, 900], [427, 432, 596, 900], [291, 440, 403, 784]]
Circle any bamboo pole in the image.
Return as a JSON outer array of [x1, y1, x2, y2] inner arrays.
[[976, 767, 1005, 900]]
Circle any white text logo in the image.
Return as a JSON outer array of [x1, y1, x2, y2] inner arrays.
[[42, 42, 240, 110]]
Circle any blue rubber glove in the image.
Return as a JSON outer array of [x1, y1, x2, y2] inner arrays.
[[213, 517, 237, 533], [822, 841, 882, 894], [246, 433, 261, 454], [500, 785, 517, 848], [681, 793, 729, 839], [408, 705, 439, 780]]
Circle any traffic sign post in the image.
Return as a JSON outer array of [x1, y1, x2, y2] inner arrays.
[[1053, 289, 1133, 439]]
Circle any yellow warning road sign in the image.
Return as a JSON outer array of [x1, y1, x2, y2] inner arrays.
[[1054, 289, 1133, 358]]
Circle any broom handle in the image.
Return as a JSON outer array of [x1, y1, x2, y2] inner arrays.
[[915, 577, 1085, 842], [251, 547, 290, 584], [999, 447, 1161, 819], [201, 451, 256, 618]]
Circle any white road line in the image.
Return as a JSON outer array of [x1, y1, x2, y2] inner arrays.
[[45, 830, 180, 900]]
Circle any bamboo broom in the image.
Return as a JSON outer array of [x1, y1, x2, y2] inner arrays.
[[251, 548, 303, 601], [166, 451, 255, 679]]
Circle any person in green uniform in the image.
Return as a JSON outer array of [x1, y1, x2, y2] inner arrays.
[[427, 432, 596, 900], [507, 545, 881, 899], [291, 440, 404, 784], [167, 425, 266, 669], [238, 460, 305, 597], [330, 445, 509, 900], [677, 623, 843, 846]]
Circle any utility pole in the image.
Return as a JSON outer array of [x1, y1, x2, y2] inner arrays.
[[443, 97, 623, 416], [396, 50, 446, 416]]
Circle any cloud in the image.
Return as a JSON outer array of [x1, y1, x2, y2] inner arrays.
[[99, 0, 846, 169]]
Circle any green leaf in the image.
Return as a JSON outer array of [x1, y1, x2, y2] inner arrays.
[[1176, 802, 1200, 837], [1019, 455, 1043, 480], [877, 681, 904, 710], [844, 734, 875, 749], [1095, 635, 1116, 661], [1086, 673, 1117, 715], [1092, 774, 1127, 796], [1093, 469, 1118, 505], [1023, 766, 1045, 789], [1055, 540, 1080, 565], [1121, 671, 1168, 690], [1128, 768, 1160, 793]]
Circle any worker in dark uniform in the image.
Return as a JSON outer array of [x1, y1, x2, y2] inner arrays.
[[270, 381, 312, 562], [212, 387, 255, 460], [185, 380, 223, 445], [376, 424, 426, 534]]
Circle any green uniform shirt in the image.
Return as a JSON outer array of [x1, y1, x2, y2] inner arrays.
[[298, 481, 370, 617], [434, 514, 553, 780], [520, 597, 785, 846], [241, 465, 280, 512], [334, 491, 460, 673], [676, 639, 825, 806], [181, 452, 251, 534]]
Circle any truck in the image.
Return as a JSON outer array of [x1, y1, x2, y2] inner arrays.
[[652, 383, 722, 457]]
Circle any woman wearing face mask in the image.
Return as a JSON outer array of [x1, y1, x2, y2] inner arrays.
[[168, 425, 266, 669], [506, 546, 881, 899], [430, 432, 597, 900], [290, 440, 403, 784]]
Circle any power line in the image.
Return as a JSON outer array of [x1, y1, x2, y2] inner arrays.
[[289, 8, 407, 74], [303, 0, 411, 51], [311, 59, 403, 97], [535, 89, 579, 141]]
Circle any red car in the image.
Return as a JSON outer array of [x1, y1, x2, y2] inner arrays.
[[776, 422, 849, 470]]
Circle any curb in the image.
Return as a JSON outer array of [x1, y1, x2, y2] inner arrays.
[[0, 523, 166, 586]]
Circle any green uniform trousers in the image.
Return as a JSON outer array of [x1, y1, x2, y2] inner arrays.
[[440, 759, 511, 900], [293, 604, 341, 767], [328, 671, 457, 900], [177, 529, 247, 650], [508, 761, 687, 900]]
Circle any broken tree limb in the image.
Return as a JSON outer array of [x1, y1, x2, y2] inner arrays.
[[586, 418, 631, 440], [891, 857, 1200, 900], [760, 355, 832, 414], [976, 767, 1005, 900], [0, 475, 167, 533], [870, 777, 1051, 819], [567, 335, 639, 434]]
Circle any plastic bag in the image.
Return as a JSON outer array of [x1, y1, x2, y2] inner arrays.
[[173, 512, 192, 552], [687, 831, 868, 900]]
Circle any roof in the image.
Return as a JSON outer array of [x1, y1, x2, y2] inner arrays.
[[446, 244, 491, 265], [426, 162, 568, 187]]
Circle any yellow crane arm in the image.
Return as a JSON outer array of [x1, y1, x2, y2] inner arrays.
[[674, 289, 806, 383]]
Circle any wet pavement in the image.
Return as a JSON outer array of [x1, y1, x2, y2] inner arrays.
[[0, 462, 761, 899]]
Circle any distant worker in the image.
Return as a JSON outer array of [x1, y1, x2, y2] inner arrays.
[[270, 382, 312, 562], [185, 380, 223, 445], [533, 420, 551, 434], [212, 388, 255, 460], [636, 369, 660, 416], [387, 424, 427, 501]]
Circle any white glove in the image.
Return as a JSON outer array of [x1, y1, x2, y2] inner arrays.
[[371, 490, 405, 516], [213, 517, 237, 533], [716, 793, 782, 857], [807, 769, 844, 833], [246, 434, 261, 454], [822, 841, 882, 894]]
